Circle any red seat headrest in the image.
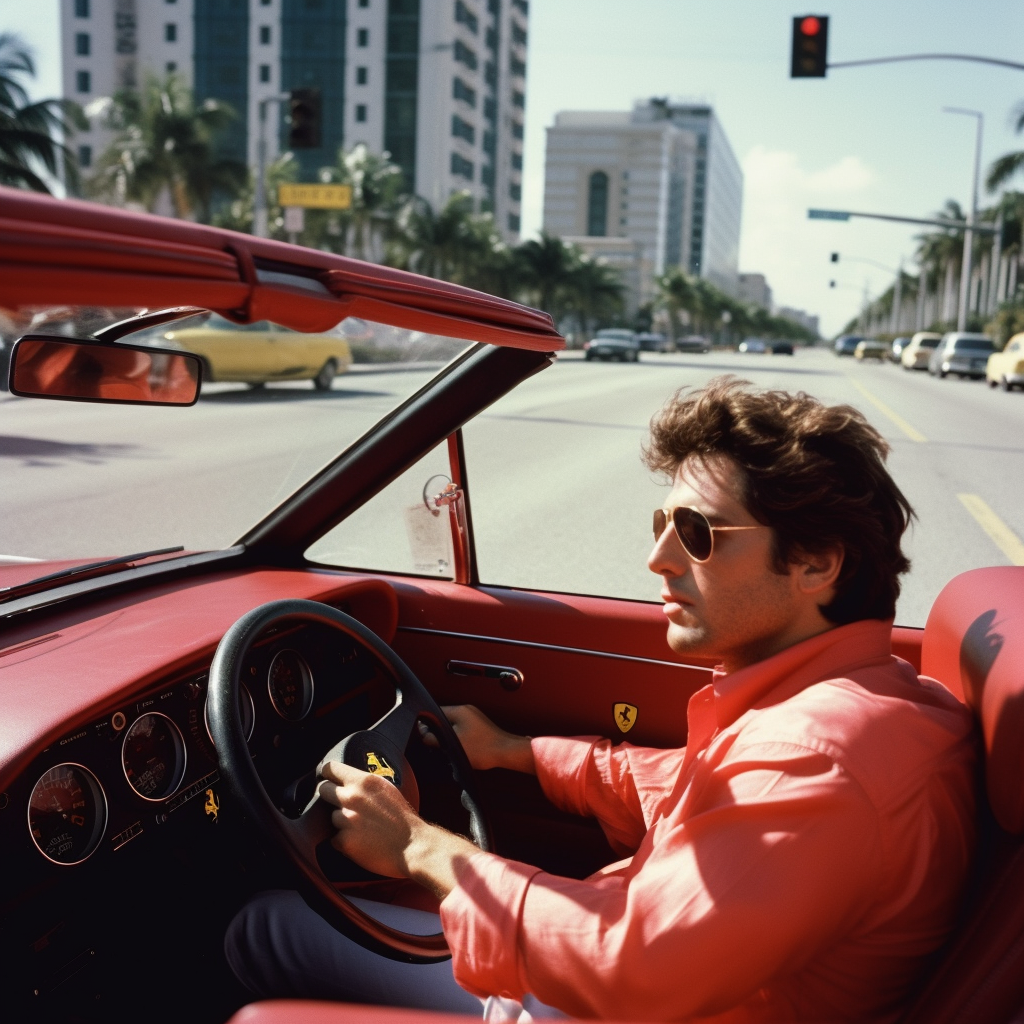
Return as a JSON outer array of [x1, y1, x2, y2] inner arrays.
[[922, 566, 1024, 834]]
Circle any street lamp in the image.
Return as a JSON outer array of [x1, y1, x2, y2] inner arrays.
[[254, 92, 291, 239], [942, 107, 983, 332]]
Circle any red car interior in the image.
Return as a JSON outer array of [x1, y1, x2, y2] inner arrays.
[[2, 188, 1022, 1023]]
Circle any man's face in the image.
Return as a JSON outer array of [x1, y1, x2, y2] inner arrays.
[[648, 454, 815, 672]]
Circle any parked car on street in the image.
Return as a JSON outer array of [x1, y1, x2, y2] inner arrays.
[[900, 332, 943, 371], [738, 338, 767, 353], [769, 341, 794, 355], [635, 332, 670, 352], [584, 328, 640, 362], [986, 332, 1024, 391], [891, 337, 912, 361], [928, 332, 996, 379], [674, 335, 711, 354], [834, 334, 864, 356], [164, 315, 352, 390], [855, 339, 889, 362]]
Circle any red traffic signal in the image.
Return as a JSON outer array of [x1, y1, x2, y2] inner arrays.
[[791, 14, 829, 77]]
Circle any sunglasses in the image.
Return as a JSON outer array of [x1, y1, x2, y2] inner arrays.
[[653, 506, 767, 563]]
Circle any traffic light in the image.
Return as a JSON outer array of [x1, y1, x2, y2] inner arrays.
[[791, 15, 829, 78], [830, 252, 839, 262], [288, 88, 322, 149]]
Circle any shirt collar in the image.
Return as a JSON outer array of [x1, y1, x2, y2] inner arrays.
[[707, 618, 894, 733]]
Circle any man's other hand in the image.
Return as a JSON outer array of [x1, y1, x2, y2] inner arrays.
[[319, 760, 479, 900], [418, 704, 536, 773]]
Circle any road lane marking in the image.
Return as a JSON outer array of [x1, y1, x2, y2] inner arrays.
[[846, 379, 928, 443], [958, 494, 1024, 565]]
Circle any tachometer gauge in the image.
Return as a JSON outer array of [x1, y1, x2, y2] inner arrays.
[[122, 712, 186, 801], [267, 649, 314, 721], [28, 763, 107, 865], [204, 682, 255, 747]]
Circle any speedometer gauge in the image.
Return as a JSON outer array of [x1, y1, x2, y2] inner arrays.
[[122, 712, 186, 801], [28, 763, 107, 865], [267, 650, 314, 721]]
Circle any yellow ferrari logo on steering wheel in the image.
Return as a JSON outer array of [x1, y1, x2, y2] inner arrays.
[[366, 752, 396, 782]]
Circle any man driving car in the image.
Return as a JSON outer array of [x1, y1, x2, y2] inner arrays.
[[226, 377, 976, 1021]]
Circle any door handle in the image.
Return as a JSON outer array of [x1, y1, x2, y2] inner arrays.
[[446, 660, 524, 692]]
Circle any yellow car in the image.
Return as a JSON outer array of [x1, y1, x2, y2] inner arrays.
[[900, 331, 942, 370], [854, 339, 888, 361], [986, 332, 1024, 391], [164, 314, 352, 390]]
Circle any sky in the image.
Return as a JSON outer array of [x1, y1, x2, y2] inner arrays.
[[4, 0, 1024, 335]]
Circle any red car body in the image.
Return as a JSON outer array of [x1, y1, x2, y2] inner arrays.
[[1, 186, 1023, 1024]]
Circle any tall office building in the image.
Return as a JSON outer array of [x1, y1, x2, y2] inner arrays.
[[60, 0, 526, 239], [543, 98, 742, 307]]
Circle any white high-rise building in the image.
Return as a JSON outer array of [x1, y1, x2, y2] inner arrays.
[[60, 0, 526, 239]]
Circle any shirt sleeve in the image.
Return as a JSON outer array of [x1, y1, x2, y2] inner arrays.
[[441, 740, 883, 1021], [531, 736, 689, 854]]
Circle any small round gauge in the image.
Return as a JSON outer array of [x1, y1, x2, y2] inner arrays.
[[204, 682, 255, 748], [28, 763, 107, 866], [122, 712, 186, 801], [267, 649, 314, 721]]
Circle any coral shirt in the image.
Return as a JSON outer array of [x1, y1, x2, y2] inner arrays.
[[439, 619, 977, 1022]]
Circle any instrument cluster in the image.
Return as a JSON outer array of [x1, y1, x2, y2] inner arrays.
[[11, 620, 385, 871]]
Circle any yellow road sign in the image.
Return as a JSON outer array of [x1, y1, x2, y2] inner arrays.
[[278, 183, 352, 210]]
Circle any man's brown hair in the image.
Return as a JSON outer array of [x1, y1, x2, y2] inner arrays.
[[643, 377, 915, 624]]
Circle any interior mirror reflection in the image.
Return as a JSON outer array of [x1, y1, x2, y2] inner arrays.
[[9, 336, 202, 406]]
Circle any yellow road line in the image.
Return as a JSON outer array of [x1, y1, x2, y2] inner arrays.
[[847, 379, 928, 443], [958, 493, 1024, 565]]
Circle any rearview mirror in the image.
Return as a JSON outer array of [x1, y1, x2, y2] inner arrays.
[[9, 336, 201, 406]]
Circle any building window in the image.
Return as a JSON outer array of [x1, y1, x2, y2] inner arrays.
[[511, 151, 522, 170], [455, 0, 478, 33], [165, 23, 177, 42], [483, 97, 496, 121], [262, 0, 272, 5], [359, 0, 369, 6], [357, 27, 369, 46], [484, 61, 497, 87], [511, 23, 527, 46], [259, 64, 271, 82], [486, 27, 497, 50], [78, 144, 92, 168], [454, 40, 478, 70], [481, 164, 494, 186], [587, 170, 609, 236], [76, 70, 91, 93], [356, 104, 367, 122], [453, 77, 476, 107], [482, 130, 495, 155], [452, 114, 475, 144], [511, 121, 523, 139], [356, 66, 368, 84], [508, 212, 520, 231], [510, 55, 526, 77], [167, 61, 177, 73], [509, 182, 521, 201], [75, 33, 90, 56], [512, 89, 524, 108], [74, 0, 89, 17], [451, 152, 474, 179], [259, 25, 271, 44]]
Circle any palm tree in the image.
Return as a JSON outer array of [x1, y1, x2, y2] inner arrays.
[[515, 232, 580, 322], [656, 268, 697, 340], [388, 191, 482, 282], [564, 257, 625, 339], [986, 102, 1024, 193], [86, 73, 245, 222], [0, 33, 84, 193]]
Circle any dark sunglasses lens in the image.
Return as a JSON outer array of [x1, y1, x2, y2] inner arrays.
[[673, 507, 713, 561]]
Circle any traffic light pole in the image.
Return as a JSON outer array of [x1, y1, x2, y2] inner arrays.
[[943, 108, 983, 333], [254, 93, 291, 239]]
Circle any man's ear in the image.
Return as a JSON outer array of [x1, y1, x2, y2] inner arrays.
[[790, 545, 844, 597]]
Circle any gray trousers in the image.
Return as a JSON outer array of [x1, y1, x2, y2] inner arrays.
[[224, 890, 566, 1019]]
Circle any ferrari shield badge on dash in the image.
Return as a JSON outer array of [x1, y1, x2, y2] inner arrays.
[[614, 703, 638, 734], [366, 752, 397, 784]]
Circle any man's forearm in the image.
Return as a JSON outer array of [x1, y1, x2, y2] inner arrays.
[[405, 823, 482, 901], [500, 734, 536, 774]]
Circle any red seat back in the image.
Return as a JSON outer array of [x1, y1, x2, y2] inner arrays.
[[900, 567, 1024, 1024]]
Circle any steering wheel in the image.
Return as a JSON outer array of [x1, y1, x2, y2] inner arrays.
[[207, 599, 492, 963]]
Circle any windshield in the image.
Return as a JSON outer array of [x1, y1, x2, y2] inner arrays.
[[0, 305, 471, 562], [951, 337, 994, 351]]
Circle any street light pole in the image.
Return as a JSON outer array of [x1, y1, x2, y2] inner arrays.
[[943, 107, 983, 332], [254, 92, 291, 239]]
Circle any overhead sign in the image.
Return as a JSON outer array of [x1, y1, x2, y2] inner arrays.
[[808, 208, 851, 221], [277, 183, 352, 210]]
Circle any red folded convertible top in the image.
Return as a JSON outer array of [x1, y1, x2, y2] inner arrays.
[[0, 186, 564, 352]]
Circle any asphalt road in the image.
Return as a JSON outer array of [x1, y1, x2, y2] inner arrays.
[[3, 347, 1022, 627]]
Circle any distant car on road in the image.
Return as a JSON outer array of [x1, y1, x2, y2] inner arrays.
[[769, 341, 794, 355], [855, 339, 889, 362], [986, 332, 1024, 391], [636, 332, 670, 352], [834, 334, 864, 356], [164, 314, 352, 390], [674, 335, 712, 354], [584, 329, 640, 362], [900, 332, 942, 370], [738, 338, 767, 354], [891, 336, 912, 361], [928, 332, 995, 379]]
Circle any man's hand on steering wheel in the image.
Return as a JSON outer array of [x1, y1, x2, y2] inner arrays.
[[419, 704, 537, 774], [320, 760, 480, 901]]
